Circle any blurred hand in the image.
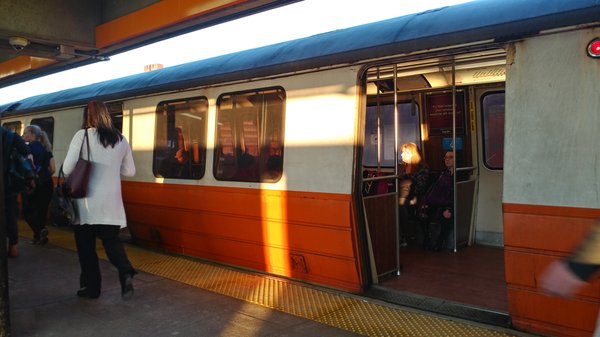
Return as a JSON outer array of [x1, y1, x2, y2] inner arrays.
[[539, 260, 586, 297]]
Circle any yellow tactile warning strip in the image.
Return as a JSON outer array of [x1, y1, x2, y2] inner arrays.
[[20, 223, 520, 337]]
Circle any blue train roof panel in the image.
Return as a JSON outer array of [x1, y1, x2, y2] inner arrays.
[[2, 0, 600, 115]]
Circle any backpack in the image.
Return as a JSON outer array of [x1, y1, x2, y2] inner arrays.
[[5, 131, 36, 194]]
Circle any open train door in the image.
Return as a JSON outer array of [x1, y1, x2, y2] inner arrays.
[[472, 86, 505, 246], [360, 65, 424, 282], [359, 52, 510, 325]]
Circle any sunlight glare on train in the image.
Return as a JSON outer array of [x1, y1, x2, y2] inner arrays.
[[131, 106, 157, 151], [285, 93, 356, 146], [261, 189, 291, 276]]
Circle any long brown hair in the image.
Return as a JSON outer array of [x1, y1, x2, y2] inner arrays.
[[84, 100, 122, 148]]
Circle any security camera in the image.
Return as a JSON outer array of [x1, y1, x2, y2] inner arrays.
[[9, 37, 29, 52]]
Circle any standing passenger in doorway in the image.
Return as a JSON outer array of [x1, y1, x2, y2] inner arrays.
[[397, 143, 430, 247], [22, 125, 55, 245], [63, 100, 137, 299]]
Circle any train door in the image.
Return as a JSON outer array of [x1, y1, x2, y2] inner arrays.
[[473, 87, 505, 245], [361, 78, 422, 279], [360, 50, 510, 323]]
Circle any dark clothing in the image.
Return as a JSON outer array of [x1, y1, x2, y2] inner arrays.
[[22, 141, 54, 240], [22, 179, 53, 240], [421, 169, 454, 249], [424, 169, 454, 212], [398, 162, 430, 203], [2, 127, 31, 196], [74, 225, 136, 293], [27, 141, 53, 183], [2, 127, 31, 246], [5, 196, 19, 245], [397, 163, 430, 243]]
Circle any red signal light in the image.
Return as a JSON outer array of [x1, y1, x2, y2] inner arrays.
[[588, 38, 600, 58]]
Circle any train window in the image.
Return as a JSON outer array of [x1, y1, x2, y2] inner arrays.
[[363, 102, 421, 167], [152, 97, 208, 179], [214, 87, 285, 182], [31, 117, 54, 145], [2, 121, 22, 134], [82, 101, 123, 132], [107, 102, 123, 132], [481, 91, 505, 169]]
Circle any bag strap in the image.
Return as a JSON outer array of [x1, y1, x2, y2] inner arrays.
[[57, 164, 66, 185], [78, 129, 91, 160]]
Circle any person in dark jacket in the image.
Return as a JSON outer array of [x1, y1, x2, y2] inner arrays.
[[397, 142, 430, 247], [2, 126, 32, 257], [22, 125, 56, 245], [420, 151, 454, 251]]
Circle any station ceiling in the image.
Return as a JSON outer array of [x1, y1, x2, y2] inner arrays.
[[0, 0, 298, 89]]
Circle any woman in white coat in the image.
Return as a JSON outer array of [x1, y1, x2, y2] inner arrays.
[[63, 100, 136, 299]]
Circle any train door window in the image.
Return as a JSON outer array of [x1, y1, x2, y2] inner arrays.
[[31, 117, 54, 145], [2, 121, 22, 134], [152, 97, 208, 179], [363, 102, 421, 168], [481, 91, 505, 169], [214, 87, 285, 182]]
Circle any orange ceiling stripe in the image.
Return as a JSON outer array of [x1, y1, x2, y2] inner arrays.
[[96, 0, 249, 48], [0, 56, 55, 80]]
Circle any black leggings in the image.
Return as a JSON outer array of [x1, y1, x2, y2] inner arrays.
[[22, 179, 53, 239], [74, 225, 136, 292]]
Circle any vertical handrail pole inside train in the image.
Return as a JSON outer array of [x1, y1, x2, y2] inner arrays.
[[393, 64, 400, 275], [451, 62, 458, 253], [376, 68, 382, 173]]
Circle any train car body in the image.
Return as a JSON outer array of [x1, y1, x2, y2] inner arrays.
[[2, 0, 600, 335]]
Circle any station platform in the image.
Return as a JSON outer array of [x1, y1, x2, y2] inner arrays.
[[8, 223, 536, 337]]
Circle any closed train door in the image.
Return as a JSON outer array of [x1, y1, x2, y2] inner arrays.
[[359, 50, 509, 325]]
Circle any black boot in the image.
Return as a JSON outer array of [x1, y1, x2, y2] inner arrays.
[[120, 273, 135, 299]]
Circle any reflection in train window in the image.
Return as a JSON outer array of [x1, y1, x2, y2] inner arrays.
[[31, 117, 54, 145], [481, 91, 505, 169], [82, 101, 123, 132], [152, 97, 208, 179], [107, 102, 124, 132], [363, 102, 421, 168], [214, 87, 285, 182], [2, 121, 22, 134]]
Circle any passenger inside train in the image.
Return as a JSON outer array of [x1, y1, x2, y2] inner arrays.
[[397, 142, 430, 247], [159, 126, 190, 177], [418, 151, 455, 251]]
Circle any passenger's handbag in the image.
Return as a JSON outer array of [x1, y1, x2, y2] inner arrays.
[[65, 129, 92, 198], [50, 166, 75, 227]]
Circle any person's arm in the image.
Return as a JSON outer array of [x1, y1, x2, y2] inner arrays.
[[48, 157, 56, 175], [12, 133, 31, 156], [540, 221, 600, 297], [62, 130, 85, 175], [120, 137, 136, 177]]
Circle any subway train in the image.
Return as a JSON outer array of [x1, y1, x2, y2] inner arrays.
[[2, 0, 600, 336]]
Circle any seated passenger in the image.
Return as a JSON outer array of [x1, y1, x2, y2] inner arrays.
[[419, 151, 454, 251], [159, 127, 190, 178], [397, 142, 430, 247]]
